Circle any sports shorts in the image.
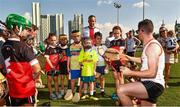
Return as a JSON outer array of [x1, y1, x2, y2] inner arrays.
[[141, 81, 164, 103]]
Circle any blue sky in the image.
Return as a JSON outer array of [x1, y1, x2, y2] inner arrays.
[[1, 0, 180, 39]]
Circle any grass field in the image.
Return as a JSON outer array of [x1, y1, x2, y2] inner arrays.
[[37, 53, 180, 106]]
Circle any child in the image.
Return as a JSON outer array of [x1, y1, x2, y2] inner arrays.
[[78, 37, 99, 100], [58, 34, 69, 96], [166, 30, 179, 63], [44, 33, 61, 100], [109, 26, 126, 99], [93, 32, 107, 96], [67, 30, 82, 95]]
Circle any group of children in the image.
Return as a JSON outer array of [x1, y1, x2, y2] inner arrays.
[[43, 30, 108, 101], [43, 24, 143, 102]]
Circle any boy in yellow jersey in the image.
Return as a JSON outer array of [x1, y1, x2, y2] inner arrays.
[[78, 37, 98, 100]]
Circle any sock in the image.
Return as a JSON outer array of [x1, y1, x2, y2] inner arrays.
[[61, 90, 64, 95], [84, 90, 87, 95], [93, 90, 96, 93], [90, 91, 93, 96]]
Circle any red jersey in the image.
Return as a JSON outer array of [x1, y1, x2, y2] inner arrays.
[[83, 26, 100, 45], [44, 45, 60, 72], [59, 45, 68, 62], [110, 38, 126, 65], [1, 38, 36, 98]]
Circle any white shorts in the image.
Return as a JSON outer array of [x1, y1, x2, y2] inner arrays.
[[165, 53, 174, 64]]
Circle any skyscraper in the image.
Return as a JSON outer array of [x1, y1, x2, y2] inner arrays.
[[40, 14, 64, 41], [32, 2, 41, 44], [68, 14, 83, 41]]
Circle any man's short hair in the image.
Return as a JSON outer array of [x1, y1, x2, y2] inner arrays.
[[88, 15, 96, 20], [138, 19, 154, 33]]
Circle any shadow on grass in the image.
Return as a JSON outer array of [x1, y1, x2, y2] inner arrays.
[[60, 98, 115, 106], [105, 83, 115, 87], [170, 77, 180, 79], [38, 90, 50, 99], [168, 82, 180, 87]]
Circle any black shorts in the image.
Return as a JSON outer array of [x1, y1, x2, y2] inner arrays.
[[96, 66, 105, 75], [46, 70, 59, 76], [141, 81, 164, 103], [10, 95, 35, 106], [111, 60, 122, 72], [126, 52, 135, 57], [59, 61, 68, 75]]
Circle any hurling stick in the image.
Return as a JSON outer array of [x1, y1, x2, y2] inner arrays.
[[72, 78, 81, 103], [64, 73, 73, 100]]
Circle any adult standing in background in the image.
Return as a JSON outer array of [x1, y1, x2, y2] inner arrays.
[[83, 15, 100, 45], [157, 26, 179, 88]]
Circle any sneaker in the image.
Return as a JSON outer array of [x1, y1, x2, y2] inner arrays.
[[111, 93, 118, 101], [50, 93, 57, 100], [36, 99, 39, 103], [175, 58, 178, 63], [81, 94, 89, 99], [90, 96, 99, 101], [165, 84, 169, 88], [56, 92, 62, 99], [93, 91, 97, 96], [96, 83, 101, 89], [101, 91, 105, 97]]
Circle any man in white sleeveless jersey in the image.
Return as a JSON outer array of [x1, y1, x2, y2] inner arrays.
[[117, 19, 165, 106]]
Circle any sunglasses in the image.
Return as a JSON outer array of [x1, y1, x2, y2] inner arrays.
[[160, 30, 166, 32]]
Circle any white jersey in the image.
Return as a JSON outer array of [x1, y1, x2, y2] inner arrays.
[[83, 26, 100, 37], [105, 36, 115, 48], [141, 39, 165, 87], [165, 37, 177, 50], [126, 37, 136, 52], [93, 45, 107, 66]]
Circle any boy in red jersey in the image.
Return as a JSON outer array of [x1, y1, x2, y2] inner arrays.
[[109, 26, 126, 100], [44, 33, 62, 100]]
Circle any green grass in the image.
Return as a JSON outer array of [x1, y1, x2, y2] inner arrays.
[[37, 53, 180, 106]]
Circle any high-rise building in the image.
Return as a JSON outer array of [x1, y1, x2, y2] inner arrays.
[[175, 20, 180, 37], [68, 14, 83, 41], [40, 14, 64, 41], [32, 2, 41, 44], [40, 15, 49, 42]]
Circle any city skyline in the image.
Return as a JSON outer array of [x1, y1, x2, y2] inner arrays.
[[40, 14, 64, 42], [1, 0, 180, 40]]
